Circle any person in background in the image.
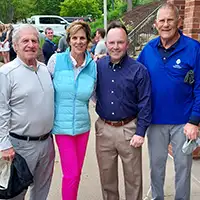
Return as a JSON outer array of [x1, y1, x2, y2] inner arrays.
[[89, 33, 98, 57], [57, 25, 69, 53], [0, 24, 55, 200], [137, 3, 200, 200], [0, 24, 10, 63], [94, 28, 107, 60], [47, 21, 96, 200], [7, 24, 16, 61], [42, 27, 57, 65], [0, 24, 3, 61], [95, 21, 151, 200]]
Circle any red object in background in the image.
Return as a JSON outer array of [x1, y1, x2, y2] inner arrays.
[[192, 146, 200, 159]]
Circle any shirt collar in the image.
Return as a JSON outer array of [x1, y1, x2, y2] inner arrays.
[[157, 33, 181, 51], [45, 38, 56, 46], [16, 56, 40, 72], [70, 52, 86, 68], [108, 53, 128, 69]]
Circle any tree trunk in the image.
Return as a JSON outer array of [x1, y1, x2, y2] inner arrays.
[[127, 0, 132, 11]]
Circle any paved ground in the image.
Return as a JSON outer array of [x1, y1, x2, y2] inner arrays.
[[44, 103, 200, 200]]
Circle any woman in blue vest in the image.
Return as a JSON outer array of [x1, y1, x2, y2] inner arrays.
[[47, 21, 97, 200]]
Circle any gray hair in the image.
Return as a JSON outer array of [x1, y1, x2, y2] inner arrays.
[[12, 24, 40, 44], [157, 2, 180, 20]]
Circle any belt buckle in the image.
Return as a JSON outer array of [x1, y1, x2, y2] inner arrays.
[[27, 136, 30, 142], [111, 122, 114, 126], [38, 135, 44, 141], [121, 120, 124, 126]]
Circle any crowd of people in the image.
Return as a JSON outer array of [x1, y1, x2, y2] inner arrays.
[[0, 23, 16, 63], [0, 2, 200, 200]]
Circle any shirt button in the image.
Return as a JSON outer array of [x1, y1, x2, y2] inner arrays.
[[112, 112, 115, 115], [163, 57, 166, 60], [111, 91, 114, 93], [113, 69, 116, 72], [112, 80, 114, 82], [111, 102, 114, 104]]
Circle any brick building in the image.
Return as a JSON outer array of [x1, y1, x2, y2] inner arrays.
[[168, 0, 200, 40]]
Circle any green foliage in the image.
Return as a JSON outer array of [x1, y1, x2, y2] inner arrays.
[[33, 0, 64, 15], [136, 0, 154, 5], [124, 23, 134, 33], [95, 0, 119, 12], [0, 0, 153, 25], [60, 0, 102, 19], [0, 0, 64, 23], [53, 36, 61, 45], [39, 36, 60, 49], [90, 17, 104, 35], [90, 0, 127, 34], [108, 1, 127, 21], [0, 0, 14, 23], [39, 38, 45, 48], [11, 0, 35, 22], [132, 0, 137, 6]]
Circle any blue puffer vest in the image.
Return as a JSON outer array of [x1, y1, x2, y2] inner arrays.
[[52, 50, 96, 135]]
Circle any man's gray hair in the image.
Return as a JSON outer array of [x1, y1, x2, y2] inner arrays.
[[12, 24, 40, 44], [157, 2, 180, 20]]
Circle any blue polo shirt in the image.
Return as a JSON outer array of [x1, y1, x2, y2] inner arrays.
[[137, 32, 200, 125], [158, 37, 180, 62], [96, 54, 152, 137]]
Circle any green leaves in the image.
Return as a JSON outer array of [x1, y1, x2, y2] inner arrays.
[[0, 0, 65, 23], [60, 0, 101, 19]]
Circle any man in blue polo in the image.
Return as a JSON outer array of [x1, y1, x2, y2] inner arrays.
[[137, 3, 200, 200], [95, 21, 151, 200]]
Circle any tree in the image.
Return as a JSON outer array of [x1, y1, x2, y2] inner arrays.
[[0, 0, 14, 23], [33, 0, 64, 15], [0, 0, 65, 23], [11, 0, 34, 22], [60, 0, 102, 18]]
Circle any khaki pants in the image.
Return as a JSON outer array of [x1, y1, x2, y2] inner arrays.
[[95, 117, 142, 200]]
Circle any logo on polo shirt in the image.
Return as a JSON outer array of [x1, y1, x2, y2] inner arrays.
[[173, 59, 182, 69]]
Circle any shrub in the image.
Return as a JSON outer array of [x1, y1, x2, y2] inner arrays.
[[39, 36, 60, 48], [90, 1, 127, 35]]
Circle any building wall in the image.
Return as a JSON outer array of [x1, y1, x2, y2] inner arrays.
[[167, 0, 200, 41], [183, 0, 200, 40]]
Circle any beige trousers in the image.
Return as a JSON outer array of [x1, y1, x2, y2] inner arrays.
[[95, 117, 142, 200]]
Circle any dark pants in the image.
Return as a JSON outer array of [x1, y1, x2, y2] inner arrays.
[[9, 47, 16, 61]]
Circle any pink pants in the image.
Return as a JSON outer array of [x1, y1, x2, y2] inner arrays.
[[55, 131, 90, 200]]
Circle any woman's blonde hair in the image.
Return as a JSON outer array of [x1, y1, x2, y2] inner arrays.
[[66, 21, 91, 45]]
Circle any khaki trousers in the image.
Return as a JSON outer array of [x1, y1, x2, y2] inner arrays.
[[95, 117, 142, 200]]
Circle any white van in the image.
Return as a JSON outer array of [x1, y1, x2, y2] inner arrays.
[[30, 15, 70, 36]]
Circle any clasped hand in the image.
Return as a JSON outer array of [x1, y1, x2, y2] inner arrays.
[[130, 135, 144, 148]]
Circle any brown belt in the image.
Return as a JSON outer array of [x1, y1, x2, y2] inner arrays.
[[102, 117, 136, 127]]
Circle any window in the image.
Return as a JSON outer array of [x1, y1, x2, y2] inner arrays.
[[51, 17, 63, 24], [39, 17, 51, 24]]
